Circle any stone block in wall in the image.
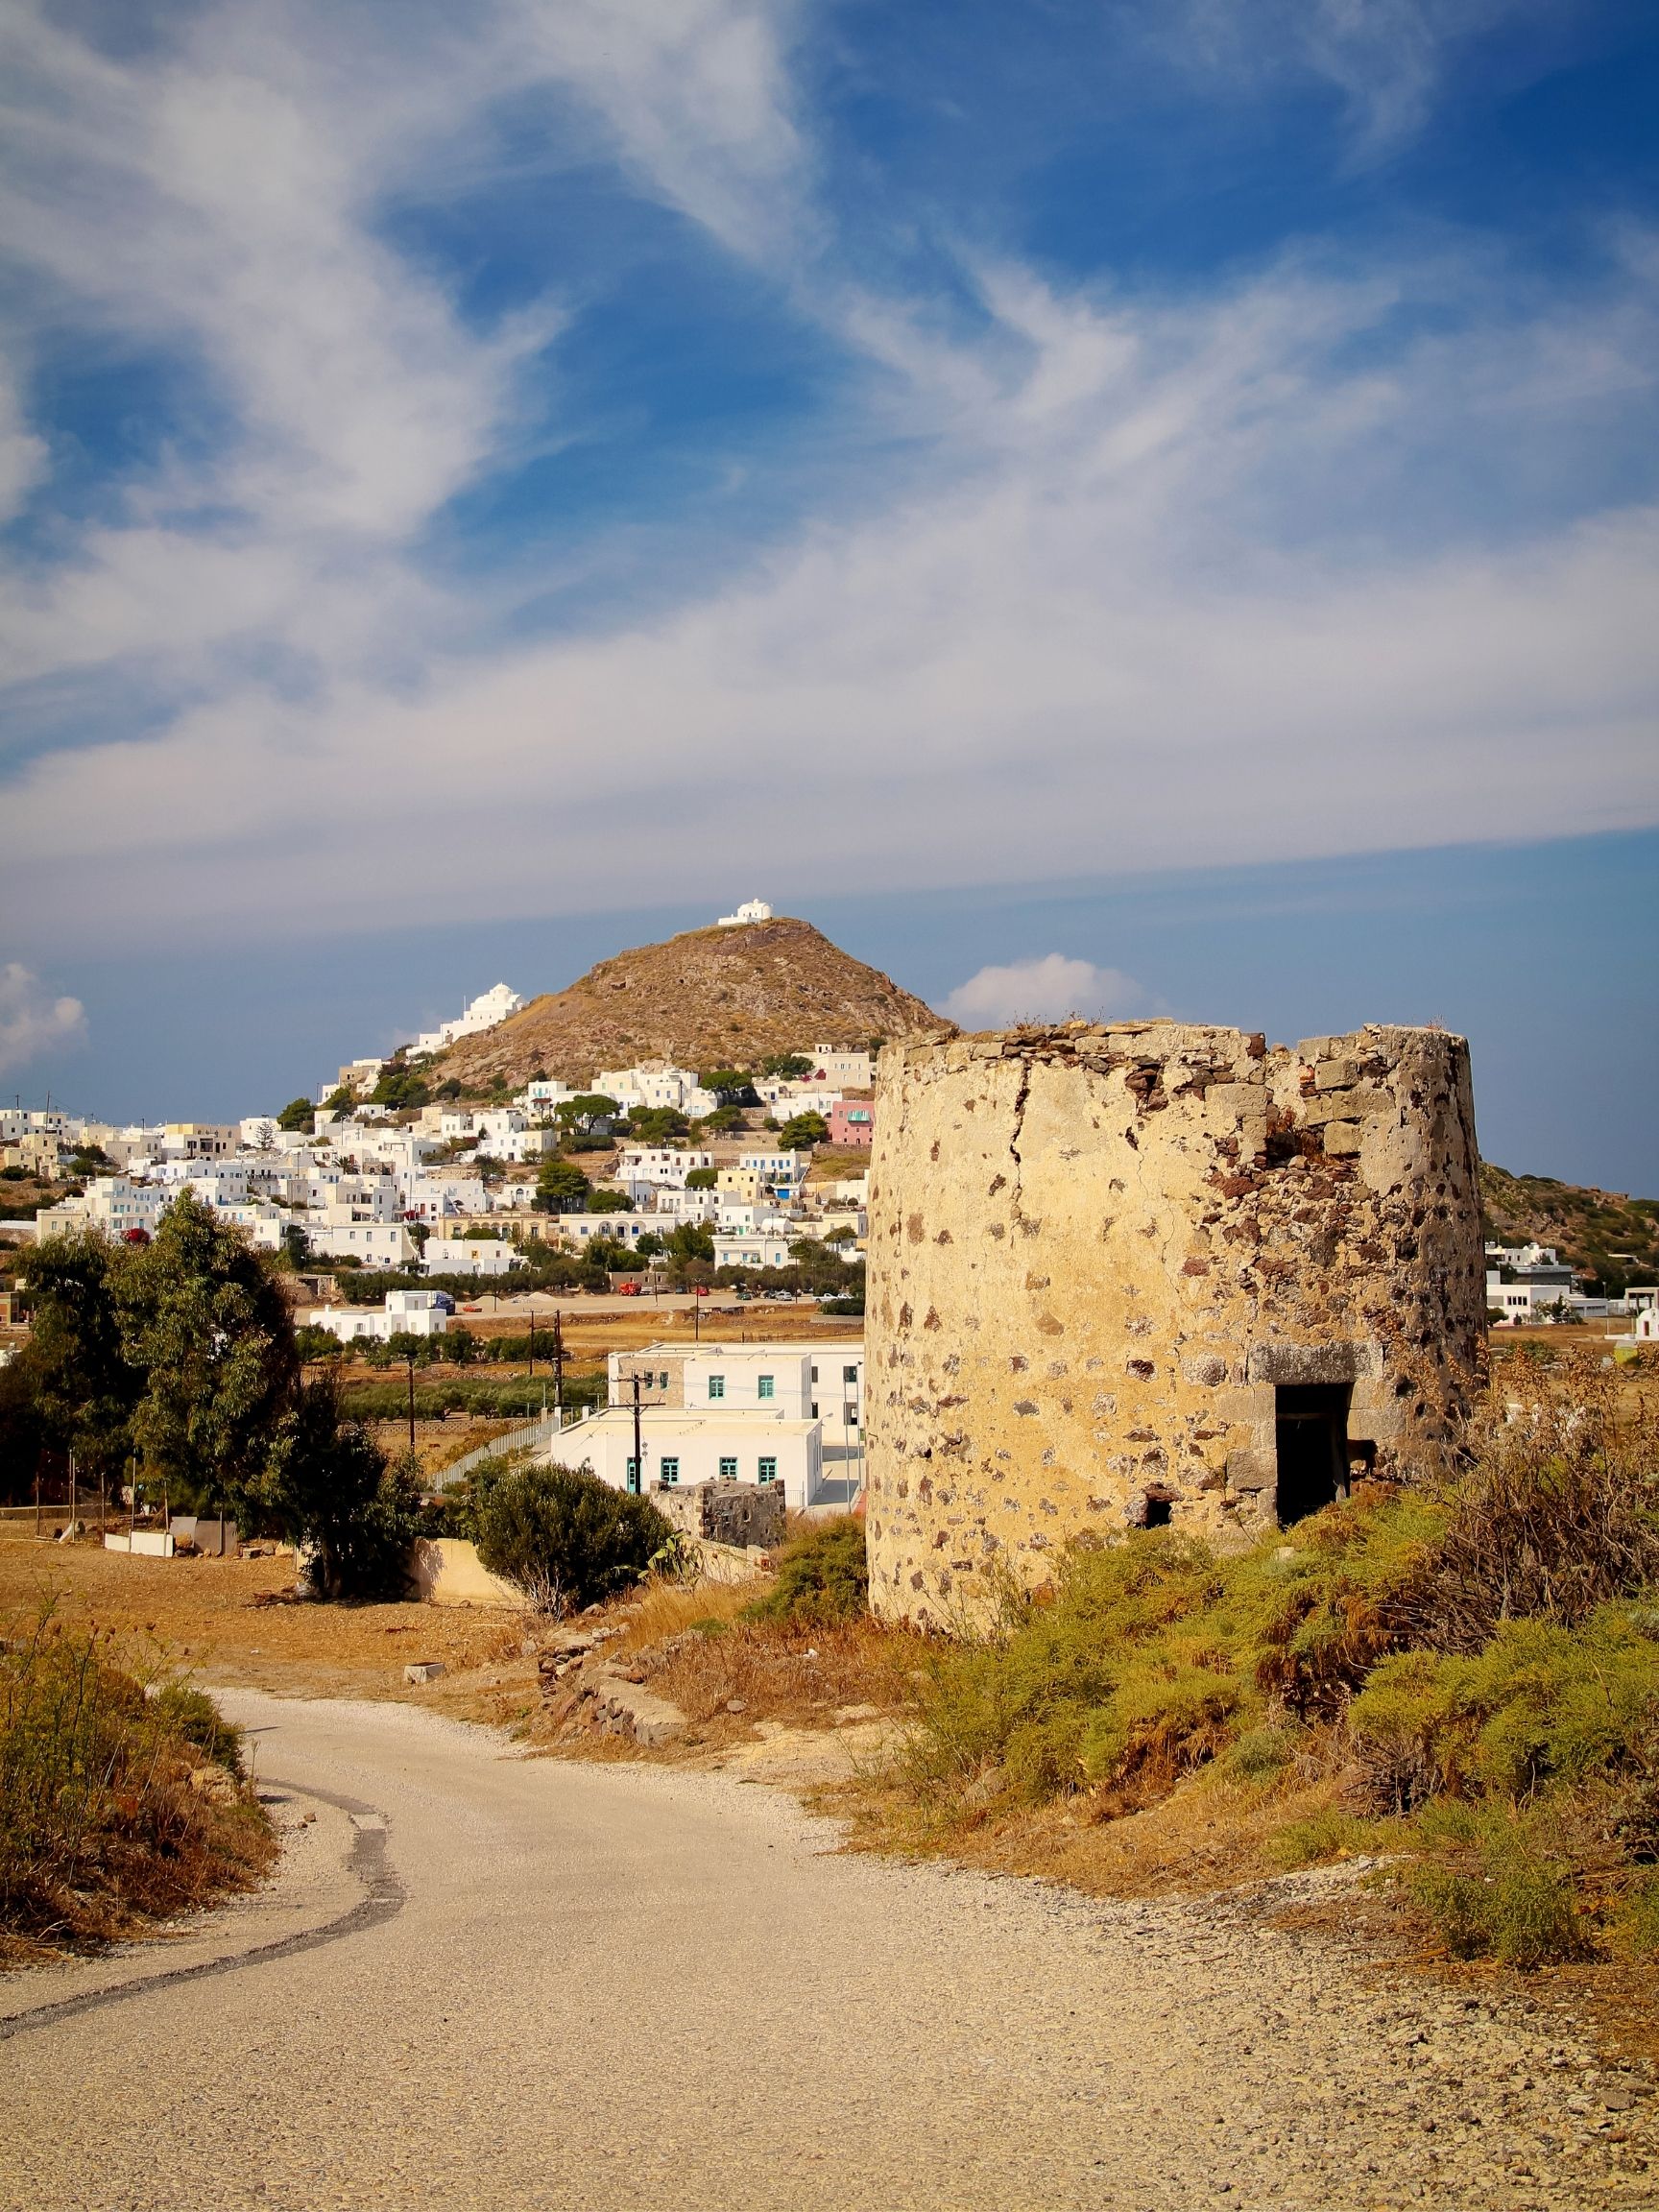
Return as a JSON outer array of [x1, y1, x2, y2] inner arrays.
[[1313, 1059, 1360, 1091], [1225, 1451, 1273, 1493], [1297, 1089, 1394, 1126], [1246, 1341, 1378, 1386], [1323, 1120, 1362, 1156]]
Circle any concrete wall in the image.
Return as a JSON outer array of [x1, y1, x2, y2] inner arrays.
[[411, 1537, 526, 1609], [865, 1022, 1484, 1629]]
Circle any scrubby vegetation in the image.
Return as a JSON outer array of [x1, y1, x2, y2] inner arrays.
[[1, 1606, 272, 1958], [744, 1515, 869, 1625], [471, 1461, 672, 1616], [897, 1357, 1659, 1969]]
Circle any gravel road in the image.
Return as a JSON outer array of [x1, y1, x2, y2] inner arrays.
[[2, 1694, 1652, 2212]]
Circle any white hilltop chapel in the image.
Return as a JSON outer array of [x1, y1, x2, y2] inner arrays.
[[717, 899, 773, 927], [410, 983, 522, 1058]]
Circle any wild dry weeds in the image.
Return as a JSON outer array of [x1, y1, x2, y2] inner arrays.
[[0, 1601, 274, 1960]]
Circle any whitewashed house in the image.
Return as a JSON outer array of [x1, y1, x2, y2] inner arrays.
[[410, 983, 522, 1058], [307, 1289, 449, 1344], [553, 1407, 819, 1511], [614, 1147, 714, 1189], [421, 1237, 523, 1278]]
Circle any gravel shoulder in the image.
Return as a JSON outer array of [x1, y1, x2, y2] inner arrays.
[[3, 1693, 1654, 2212]]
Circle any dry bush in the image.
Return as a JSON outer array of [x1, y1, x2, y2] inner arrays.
[[1, 1604, 274, 1958], [1400, 1357, 1659, 1654], [650, 1617, 923, 1731], [617, 1577, 755, 1654]]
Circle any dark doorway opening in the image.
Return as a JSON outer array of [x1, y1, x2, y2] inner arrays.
[[1143, 1496, 1172, 1528], [1275, 1384, 1351, 1526]]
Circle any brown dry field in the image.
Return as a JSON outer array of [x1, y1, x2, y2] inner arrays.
[[0, 1536, 529, 1705]]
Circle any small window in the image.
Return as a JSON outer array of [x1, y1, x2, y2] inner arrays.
[[719, 1455, 738, 1479], [811, 1402, 819, 1418], [708, 1376, 725, 1400], [758, 1456, 778, 1483], [626, 1457, 638, 1480], [844, 1365, 858, 1384], [660, 1456, 680, 1483], [810, 1365, 819, 1382], [1143, 1497, 1173, 1528], [757, 1375, 775, 1400]]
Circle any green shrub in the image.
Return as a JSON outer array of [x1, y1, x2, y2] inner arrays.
[[473, 1463, 670, 1615], [1268, 1808, 1374, 1869], [1349, 1606, 1659, 1811], [1405, 1804, 1587, 1967], [743, 1516, 868, 1626], [150, 1683, 245, 1775]]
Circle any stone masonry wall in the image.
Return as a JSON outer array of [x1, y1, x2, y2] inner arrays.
[[864, 1022, 1484, 1629]]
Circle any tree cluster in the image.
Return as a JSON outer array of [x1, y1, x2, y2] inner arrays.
[[1, 1195, 419, 1597]]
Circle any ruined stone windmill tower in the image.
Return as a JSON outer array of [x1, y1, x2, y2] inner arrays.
[[864, 1022, 1485, 1629]]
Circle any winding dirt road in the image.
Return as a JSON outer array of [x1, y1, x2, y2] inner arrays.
[[2, 1695, 1652, 2211]]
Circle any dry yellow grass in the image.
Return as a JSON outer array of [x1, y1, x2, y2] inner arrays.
[[616, 1577, 755, 1653], [0, 1535, 522, 1700]]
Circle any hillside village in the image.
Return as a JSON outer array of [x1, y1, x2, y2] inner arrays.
[[0, 908, 919, 1516]]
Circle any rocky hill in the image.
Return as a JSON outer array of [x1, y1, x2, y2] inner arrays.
[[433, 916, 945, 1093], [1479, 1161, 1659, 1296]]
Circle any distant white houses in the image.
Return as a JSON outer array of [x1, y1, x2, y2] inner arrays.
[[716, 899, 772, 927], [614, 1146, 714, 1189], [809, 1046, 873, 1088], [595, 1066, 718, 1118], [608, 1342, 855, 1421], [548, 1213, 660, 1254], [160, 1122, 237, 1160], [421, 1237, 523, 1278], [303, 1219, 419, 1268], [36, 1176, 167, 1241], [713, 1230, 800, 1271], [737, 1149, 810, 1198], [1484, 1242, 1608, 1322], [317, 1057, 386, 1105], [307, 1289, 450, 1344]]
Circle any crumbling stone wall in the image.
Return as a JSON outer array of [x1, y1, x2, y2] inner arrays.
[[865, 1022, 1484, 1629], [650, 1479, 786, 1551]]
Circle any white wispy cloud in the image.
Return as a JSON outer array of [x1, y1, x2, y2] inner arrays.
[[0, 964, 86, 1077], [0, 2, 1653, 953], [1166, 0, 1546, 149], [944, 956, 1158, 1028]]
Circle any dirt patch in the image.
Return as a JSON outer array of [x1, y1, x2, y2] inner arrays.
[[0, 1535, 523, 1700]]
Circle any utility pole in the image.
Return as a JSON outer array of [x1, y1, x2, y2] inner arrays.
[[630, 1370, 642, 1496], [527, 1296, 535, 1379], [68, 1451, 75, 1538], [406, 1350, 417, 1452], [553, 1310, 565, 1425]]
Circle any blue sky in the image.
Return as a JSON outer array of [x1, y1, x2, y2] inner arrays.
[[0, 2, 1655, 1189]]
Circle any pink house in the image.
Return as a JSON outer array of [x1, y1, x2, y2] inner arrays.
[[829, 1099, 875, 1148]]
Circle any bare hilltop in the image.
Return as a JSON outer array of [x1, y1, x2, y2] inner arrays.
[[433, 915, 945, 1091]]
